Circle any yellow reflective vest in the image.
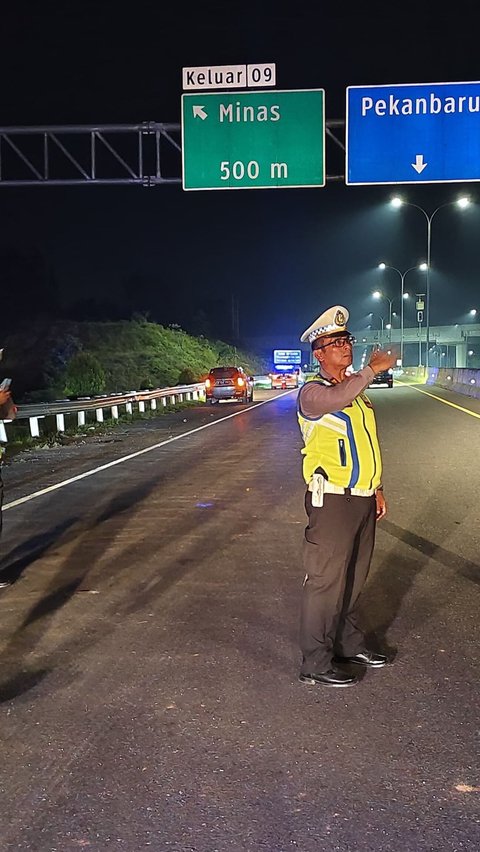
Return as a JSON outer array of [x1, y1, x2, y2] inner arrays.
[[298, 377, 382, 489]]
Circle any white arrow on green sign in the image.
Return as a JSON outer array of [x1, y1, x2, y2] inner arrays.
[[181, 89, 325, 191]]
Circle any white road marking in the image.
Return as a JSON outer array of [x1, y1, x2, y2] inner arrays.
[[407, 384, 480, 419]]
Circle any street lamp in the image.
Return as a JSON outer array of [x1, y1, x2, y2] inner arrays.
[[377, 262, 428, 365], [372, 290, 393, 329], [469, 308, 477, 317], [390, 195, 471, 368]]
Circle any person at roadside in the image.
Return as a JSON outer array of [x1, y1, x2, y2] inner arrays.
[[0, 385, 15, 588], [297, 305, 397, 688]]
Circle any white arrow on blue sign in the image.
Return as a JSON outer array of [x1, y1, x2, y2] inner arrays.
[[346, 80, 480, 185]]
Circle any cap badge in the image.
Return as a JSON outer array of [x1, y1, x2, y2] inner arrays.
[[335, 309, 346, 327]]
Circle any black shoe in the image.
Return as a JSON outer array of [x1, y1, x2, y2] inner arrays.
[[299, 668, 359, 687], [334, 651, 389, 668]]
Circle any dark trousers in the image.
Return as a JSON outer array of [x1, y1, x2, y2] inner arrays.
[[0, 467, 3, 537], [299, 490, 376, 674]]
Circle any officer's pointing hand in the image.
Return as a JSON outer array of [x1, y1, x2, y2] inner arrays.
[[368, 347, 398, 374]]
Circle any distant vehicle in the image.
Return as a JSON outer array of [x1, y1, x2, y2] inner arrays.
[[271, 372, 299, 390], [369, 368, 394, 388], [205, 366, 254, 404]]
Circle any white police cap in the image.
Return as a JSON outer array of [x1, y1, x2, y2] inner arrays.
[[300, 306, 350, 344]]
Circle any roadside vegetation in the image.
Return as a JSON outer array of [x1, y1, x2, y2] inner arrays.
[[1, 317, 269, 402]]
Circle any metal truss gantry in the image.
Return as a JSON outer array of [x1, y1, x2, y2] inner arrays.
[[0, 120, 346, 186], [0, 122, 182, 186]]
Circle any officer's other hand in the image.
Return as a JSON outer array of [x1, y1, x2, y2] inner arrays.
[[0, 389, 11, 407], [375, 490, 387, 521], [368, 347, 398, 374]]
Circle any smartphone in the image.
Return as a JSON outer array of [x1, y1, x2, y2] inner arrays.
[[0, 378, 12, 390]]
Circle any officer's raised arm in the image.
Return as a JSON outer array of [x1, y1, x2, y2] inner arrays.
[[299, 318, 397, 419]]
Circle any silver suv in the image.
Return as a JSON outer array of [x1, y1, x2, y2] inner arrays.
[[205, 366, 254, 404]]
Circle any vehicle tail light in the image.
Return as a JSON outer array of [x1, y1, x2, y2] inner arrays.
[[237, 377, 245, 387], [205, 378, 212, 388]]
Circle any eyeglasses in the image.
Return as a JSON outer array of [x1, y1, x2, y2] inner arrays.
[[317, 334, 356, 350]]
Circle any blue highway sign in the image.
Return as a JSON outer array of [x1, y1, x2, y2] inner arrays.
[[346, 80, 480, 185], [273, 349, 302, 365]]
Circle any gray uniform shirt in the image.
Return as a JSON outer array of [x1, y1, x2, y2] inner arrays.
[[298, 366, 375, 419]]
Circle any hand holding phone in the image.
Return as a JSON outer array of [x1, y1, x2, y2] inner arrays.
[[0, 378, 12, 390]]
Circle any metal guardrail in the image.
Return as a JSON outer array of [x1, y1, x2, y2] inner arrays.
[[0, 383, 206, 443]]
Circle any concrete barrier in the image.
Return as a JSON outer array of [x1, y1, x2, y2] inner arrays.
[[400, 366, 427, 382], [426, 367, 480, 400]]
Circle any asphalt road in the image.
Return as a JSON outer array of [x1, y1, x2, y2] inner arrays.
[[0, 383, 479, 851]]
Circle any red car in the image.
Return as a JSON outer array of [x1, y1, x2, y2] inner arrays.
[[271, 372, 299, 390]]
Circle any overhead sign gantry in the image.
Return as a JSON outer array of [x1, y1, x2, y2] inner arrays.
[[5, 78, 480, 189]]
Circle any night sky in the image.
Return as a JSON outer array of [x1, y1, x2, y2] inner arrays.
[[1, 2, 480, 341]]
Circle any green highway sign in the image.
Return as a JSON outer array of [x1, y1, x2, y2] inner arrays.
[[181, 89, 325, 191]]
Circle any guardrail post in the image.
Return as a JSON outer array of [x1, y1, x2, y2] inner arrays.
[[29, 416, 43, 438], [11, 383, 206, 437], [0, 422, 7, 443]]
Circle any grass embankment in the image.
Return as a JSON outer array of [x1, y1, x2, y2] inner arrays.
[[1, 318, 269, 450], [1, 317, 269, 401]]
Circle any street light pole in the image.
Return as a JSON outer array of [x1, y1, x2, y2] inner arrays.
[[378, 263, 428, 365], [369, 313, 384, 343], [372, 290, 393, 345], [390, 196, 470, 369]]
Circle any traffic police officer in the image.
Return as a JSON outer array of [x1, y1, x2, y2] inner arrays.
[[297, 305, 397, 687]]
